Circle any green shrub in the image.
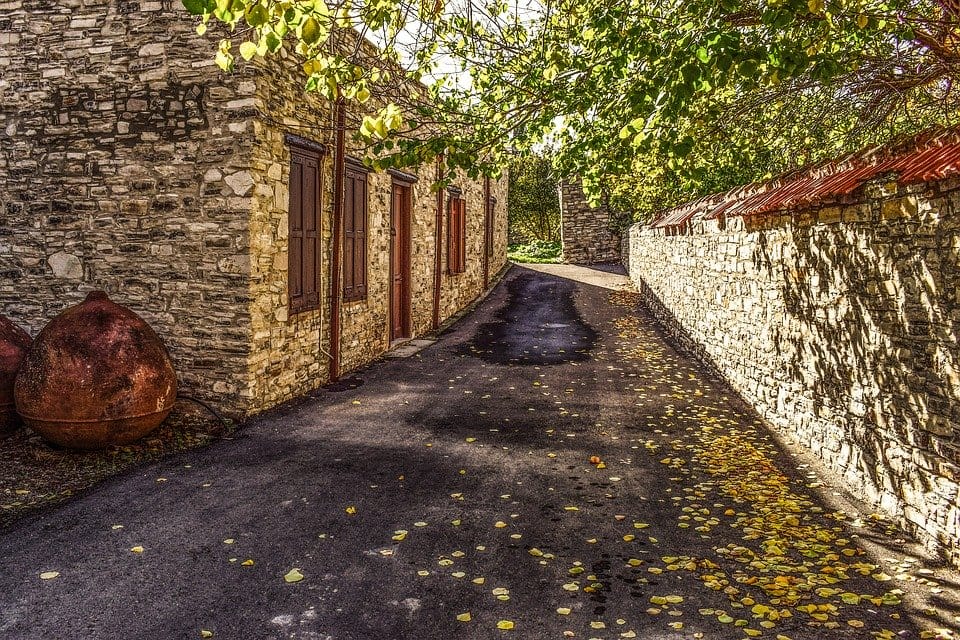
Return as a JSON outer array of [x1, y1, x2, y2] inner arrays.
[[507, 240, 562, 264]]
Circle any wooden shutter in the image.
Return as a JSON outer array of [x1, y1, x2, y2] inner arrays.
[[457, 198, 467, 273], [289, 145, 322, 313], [343, 167, 368, 301], [447, 194, 467, 275], [486, 195, 496, 257]]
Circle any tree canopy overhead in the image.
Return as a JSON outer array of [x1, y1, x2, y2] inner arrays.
[[185, 0, 960, 218]]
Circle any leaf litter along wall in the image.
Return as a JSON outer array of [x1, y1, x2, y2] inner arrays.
[[626, 170, 960, 567]]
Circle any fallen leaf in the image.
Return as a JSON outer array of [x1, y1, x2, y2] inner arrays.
[[557, 607, 571, 615], [284, 568, 304, 583], [130, 546, 144, 554], [39, 571, 59, 580], [456, 612, 472, 622], [496, 620, 515, 630]]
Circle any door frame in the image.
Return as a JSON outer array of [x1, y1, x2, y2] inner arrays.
[[389, 179, 413, 343]]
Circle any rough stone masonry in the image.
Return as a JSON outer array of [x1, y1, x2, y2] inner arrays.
[[626, 175, 960, 566]]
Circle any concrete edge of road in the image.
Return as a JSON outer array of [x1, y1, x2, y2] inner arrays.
[[430, 262, 514, 337]]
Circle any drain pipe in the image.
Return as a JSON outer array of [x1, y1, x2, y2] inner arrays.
[[329, 98, 346, 383], [432, 154, 444, 330]]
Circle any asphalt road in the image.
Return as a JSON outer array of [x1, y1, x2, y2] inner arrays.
[[0, 264, 956, 640]]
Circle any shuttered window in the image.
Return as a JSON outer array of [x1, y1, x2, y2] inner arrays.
[[343, 163, 368, 301], [447, 191, 467, 275], [485, 183, 497, 258], [288, 144, 322, 314]]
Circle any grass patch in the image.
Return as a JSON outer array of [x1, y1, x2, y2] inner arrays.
[[508, 240, 562, 263]]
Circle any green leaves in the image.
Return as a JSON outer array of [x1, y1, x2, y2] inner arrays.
[[185, 0, 959, 221], [182, 0, 214, 15]]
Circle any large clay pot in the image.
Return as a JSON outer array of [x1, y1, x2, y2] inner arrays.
[[14, 291, 177, 449], [0, 315, 32, 436]]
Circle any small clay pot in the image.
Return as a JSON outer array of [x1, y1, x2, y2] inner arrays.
[[0, 314, 32, 436], [14, 291, 177, 450]]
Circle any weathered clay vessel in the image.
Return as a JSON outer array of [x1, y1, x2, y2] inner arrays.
[[0, 314, 32, 436], [14, 291, 177, 449]]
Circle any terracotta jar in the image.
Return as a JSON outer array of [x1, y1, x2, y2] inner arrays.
[[14, 291, 177, 449], [0, 315, 32, 436]]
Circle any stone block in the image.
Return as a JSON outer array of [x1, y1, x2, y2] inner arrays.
[[881, 196, 919, 220]]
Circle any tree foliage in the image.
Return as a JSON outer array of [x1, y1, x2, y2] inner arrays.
[[507, 155, 561, 243], [184, 0, 960, 217]]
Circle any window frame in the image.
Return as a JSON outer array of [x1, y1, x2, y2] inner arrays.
[[286, 136, 324, 315], [447, 188, 467, 275], [342, 158, 370, 302]]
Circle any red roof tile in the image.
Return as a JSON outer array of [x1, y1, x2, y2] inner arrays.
[[649, 127, 960, 229]]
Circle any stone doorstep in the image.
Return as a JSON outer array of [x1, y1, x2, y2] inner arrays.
[[384, 338, 436, 358]]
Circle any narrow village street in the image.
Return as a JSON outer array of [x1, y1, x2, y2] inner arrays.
[[0, 265, 956, 640]]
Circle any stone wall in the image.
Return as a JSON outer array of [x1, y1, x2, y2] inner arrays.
[[559, 179, 621, 264], [246, 38, 508, 412], [0, 2, 509, 419], [626, 177, 960, 564], [0, 0, 256, 415]]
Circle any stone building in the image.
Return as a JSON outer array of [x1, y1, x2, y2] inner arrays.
[[625, 129, 960, 565], [558, 179, 621, 264], [0, 1, 508, 418]]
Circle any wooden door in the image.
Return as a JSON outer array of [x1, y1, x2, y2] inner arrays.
[[390, 182, 411, 341]]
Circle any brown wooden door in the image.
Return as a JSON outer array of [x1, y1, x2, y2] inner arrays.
[[390, 182, 411, 341]]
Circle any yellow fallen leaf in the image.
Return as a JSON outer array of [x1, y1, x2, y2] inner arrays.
[[345, 506, 357, 515], [417, 570, 430, 576], [562, 583, 579, 591], [564, 506, 579, 511], [556, 607, 571, 615], [456, 612, 472, 622], [414, 521, 428, 527], [494, 521, 507, 528], [284, 568, 304, 583], [590, 621, 606, 629], [392, 530, 408, 541], [848, 620, 864, 628], [668, 622, 683, 629], [452, 571, 466, 578], [200, 631, 213, 638], [39, 571, 59, 580], [665, 595, 683, 604], [241, 559, 254, 566], [223, 539, 235, 545], [496, 620, 514, 630], [466, 438, 477, 443], [130, 546, 144, 553]]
